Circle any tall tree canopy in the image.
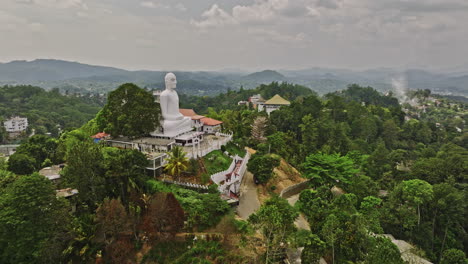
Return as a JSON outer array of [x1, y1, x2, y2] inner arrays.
[[97, 83, 160, 138], [0, 173, 72, 264]]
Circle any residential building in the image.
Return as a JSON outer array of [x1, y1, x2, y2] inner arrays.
[[4, 116, 28, 133]]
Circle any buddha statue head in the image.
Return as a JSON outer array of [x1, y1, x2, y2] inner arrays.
[[165, 72, 177, 90]]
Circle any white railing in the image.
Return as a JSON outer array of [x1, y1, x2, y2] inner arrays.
[[210, 150, 250, 197], [237, 151, 250, 178], [185, 133, 233, 159], [210, 155, 240, 184]]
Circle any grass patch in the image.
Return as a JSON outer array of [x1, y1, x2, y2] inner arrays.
[[225, 142, 245, 157], [204, 150, 232, 175], [141, 241, 190, 263]]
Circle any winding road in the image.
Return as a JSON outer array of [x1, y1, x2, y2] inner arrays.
[[236, 171, 260, 220]]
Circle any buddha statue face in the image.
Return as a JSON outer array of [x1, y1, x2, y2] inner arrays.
[[165, 72, 177, 90]]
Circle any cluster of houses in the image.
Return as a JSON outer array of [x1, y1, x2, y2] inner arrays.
[[238, 94, 290, 114]]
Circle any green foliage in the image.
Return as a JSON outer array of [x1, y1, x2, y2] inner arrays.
[[0, 85, 102, 139], [302, 152, 359, 188], [7, 153, 36, 175], [146, 180, 229, 230], [165, 146, 189, 180], [0, 170, 16, 189], [401, 179, 434, 207], [180, 81, 314, 114], [174, 241, 226, 264], [225, 142, 245, 157], [249, 196, 298, 263], [247, 153, 280, 184], [0, 173, 72, 264], [203, 150, 232, 175], [296, 231, 326, 264], [98, 83, 159, 138], [440, 249, 468, 264], [365, 237, 404, 264], [13, 135, 60, 168], [61, 141, 105, 209], [336, 84, 400, 108]]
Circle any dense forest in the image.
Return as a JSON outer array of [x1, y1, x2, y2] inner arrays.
[[0, 82, 467, 263], [0, 85, 104, 141]]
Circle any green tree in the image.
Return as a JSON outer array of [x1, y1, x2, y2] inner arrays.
[[7, 153, 36, 175], [14, 135, 60, 167], [247, 153, 280, 184], [0, 173, 72, 264], [401, 179, 433, 226], [440, 249, 468, 264], [249, 196, 299, 263], [101, 147, 148, 206], [98, 83, 160, 138], [365, 237, 404, 264], [321, 214, 342, 264], [302, 152, 359, 189], [299, 114, 318, 158], [165, 146, 189, 181], [299, 232, 326, 264], [359, 196, 383, 233], [61, 141, 106, 210]]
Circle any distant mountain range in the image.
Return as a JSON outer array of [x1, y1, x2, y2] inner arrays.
[[0, 59, 467, 97]]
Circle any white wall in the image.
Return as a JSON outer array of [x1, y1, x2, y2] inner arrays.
[[4, 117, 28, 132]]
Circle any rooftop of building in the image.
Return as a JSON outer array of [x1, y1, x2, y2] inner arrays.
[[264, 94, 290, 105], [201, 117, 223, 126]]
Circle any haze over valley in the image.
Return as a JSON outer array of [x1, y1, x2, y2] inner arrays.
[[1, 59, 467, 97]]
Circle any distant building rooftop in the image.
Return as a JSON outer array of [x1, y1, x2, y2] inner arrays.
[[39, 165, 63, 181], [56, 188, 79, 198], [264, 94, 290, 105], [91, 132, 110, 139]]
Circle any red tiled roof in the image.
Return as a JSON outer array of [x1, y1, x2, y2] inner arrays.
[[191, 115, 205, 120], [91, 132, 110, 139], [201, 117, 223, 126], [179, 109, 197, 117]]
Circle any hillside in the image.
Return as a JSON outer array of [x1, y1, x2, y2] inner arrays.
[[0, 59, 127, 81], [242, 70, 287, 82], [1, 59, 467, 97], [0, 85, 103, 142]]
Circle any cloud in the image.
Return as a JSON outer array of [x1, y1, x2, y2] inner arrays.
[[192, 0, 290, 28], [175, 3, 187, 12], [191, 4, 237, 28], [140, 1, 169, 9], [15, 0, 88, 9], [140, 1, 158, 9]]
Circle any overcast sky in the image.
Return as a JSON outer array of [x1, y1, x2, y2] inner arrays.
[[1, 0, 467, 71]]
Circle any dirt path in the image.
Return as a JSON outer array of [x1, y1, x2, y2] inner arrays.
[[236, 171, 261, 220]]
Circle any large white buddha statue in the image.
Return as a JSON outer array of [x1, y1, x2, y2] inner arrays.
[[159, 72, 192, 136]]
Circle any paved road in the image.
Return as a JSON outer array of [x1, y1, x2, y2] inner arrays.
[[237, 171, 261, 220], [286, 194, 311, 231]]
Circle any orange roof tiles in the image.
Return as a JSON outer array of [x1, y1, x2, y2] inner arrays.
[[179, 109, 197, 117], [91, 132, 110, 139], [201, 117, 223, 126]]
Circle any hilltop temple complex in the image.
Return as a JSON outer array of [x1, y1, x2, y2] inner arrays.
[[97, 73, 231, 177]]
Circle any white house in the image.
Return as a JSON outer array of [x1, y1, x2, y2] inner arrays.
[[200, 117, 223, 134], [4, 116, 28, 133]]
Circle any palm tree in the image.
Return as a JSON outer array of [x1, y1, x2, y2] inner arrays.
[[164, 146, 189, 181]]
